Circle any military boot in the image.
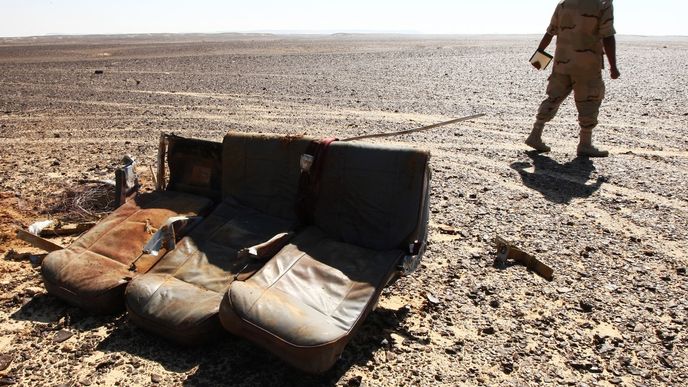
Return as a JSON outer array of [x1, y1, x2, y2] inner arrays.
[[525, 122, 551, 152], [577, 128, 608, 157]]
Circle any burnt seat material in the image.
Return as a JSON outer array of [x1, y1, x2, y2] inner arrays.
[[219, 141, 430, 373], [41, 191, 213, 314], [124, 133, 311, 344]]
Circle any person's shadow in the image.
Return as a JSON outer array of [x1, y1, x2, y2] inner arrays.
[[510, 151, 607, 204]]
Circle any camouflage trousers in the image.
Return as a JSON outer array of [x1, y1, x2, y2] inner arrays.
[[535, 72, 605, 131]]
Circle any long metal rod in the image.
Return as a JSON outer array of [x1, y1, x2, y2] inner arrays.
[[342, 113, 485, 142]]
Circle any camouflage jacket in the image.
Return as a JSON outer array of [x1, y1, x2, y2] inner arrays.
[[547, 0, 615, 75]]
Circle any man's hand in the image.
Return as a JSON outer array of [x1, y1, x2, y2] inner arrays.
[[603, 36, 619, 79]]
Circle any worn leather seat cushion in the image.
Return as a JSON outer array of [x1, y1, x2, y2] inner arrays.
[[124, 132, 311, 344], [41, 191, 213, 314], [219, 140, 429, 373], [219, 227, 403, 373], [125, 198, 297, 344]]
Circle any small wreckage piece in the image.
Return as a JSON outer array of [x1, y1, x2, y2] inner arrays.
[[494, 236, 554, 281], [16, 156, 139, 253]]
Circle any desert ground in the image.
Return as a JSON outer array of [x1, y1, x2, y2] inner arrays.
[[0, 34, 686, 386]]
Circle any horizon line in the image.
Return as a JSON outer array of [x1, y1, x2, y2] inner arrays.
[[1, 30, 687, 39]]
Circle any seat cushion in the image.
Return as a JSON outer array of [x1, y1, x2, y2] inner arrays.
[[125, 198, 296, 344], [218, 227, 404, 373], [125, 274, 224, 346], [41, 191, 213, 314]]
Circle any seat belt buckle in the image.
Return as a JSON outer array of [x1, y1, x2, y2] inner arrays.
[[300, 154, 314, 173]]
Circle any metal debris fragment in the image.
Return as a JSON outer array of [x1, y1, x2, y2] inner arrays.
[[15, 229, 63, 252], [494, 236, 554, 281]]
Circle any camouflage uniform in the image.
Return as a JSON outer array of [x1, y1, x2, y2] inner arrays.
[[535, 0, 615, 133]]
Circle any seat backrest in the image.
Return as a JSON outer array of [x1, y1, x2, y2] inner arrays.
[[313, 142, 430, 251], [167, 135, 223, 201], [222, 132, 313, 221]]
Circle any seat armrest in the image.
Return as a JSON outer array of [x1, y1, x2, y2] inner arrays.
[[238, 232, 294, 261]]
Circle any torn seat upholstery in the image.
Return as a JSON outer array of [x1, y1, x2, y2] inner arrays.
[[124, 133, 311, 344], [219, 141, 431, 373], [41, 191, 214, 314]]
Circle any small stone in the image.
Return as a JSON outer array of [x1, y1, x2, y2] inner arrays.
[[53, 330, 73, 343], [426, 293, 441, 305], [24, 287, 43, 297], [502, 361, 514, 374], [346, 376, 362, 387], [0, 376, 17, 386], [579, 300, 594, 313], [150, 374, 161, 384], [489, 299, 500, 308], [0, 354, 12, 372], [658, 355, 675, 369], [482, 326, 495, 335], [677, 267, 686, 276]]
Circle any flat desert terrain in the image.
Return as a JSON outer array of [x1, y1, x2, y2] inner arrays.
[[0, 34, 686, 386]]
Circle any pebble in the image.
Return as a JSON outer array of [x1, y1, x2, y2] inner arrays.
[[579, 300, 594, 313], [53, 330, 73, 343], [0, 354, 12, 372], [24, 287, 44, 297], [150, 374, 161, 384], [346, 376, 362, 387]]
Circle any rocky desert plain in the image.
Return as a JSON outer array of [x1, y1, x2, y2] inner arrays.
[[0, 34, 686, 386]]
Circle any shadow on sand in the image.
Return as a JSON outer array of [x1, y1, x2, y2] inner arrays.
[[510, 151, 607, 204], [92, 305, 410, 386]]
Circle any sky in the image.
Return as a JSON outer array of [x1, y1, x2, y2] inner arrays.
[[0, 0, 684, 37]]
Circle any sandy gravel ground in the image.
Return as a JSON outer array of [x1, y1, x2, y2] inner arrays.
[[0, 34, 686, 386]]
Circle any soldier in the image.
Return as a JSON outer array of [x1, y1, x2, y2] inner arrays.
[[526, 0, 620, 157]]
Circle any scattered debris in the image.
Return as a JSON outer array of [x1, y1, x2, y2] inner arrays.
[[425, 292, 441, 305], [115, 155, 139, 207], [437, 224, 461, 235], [77, 179, 115, 187], [15, 229, 63, 252], [27, 220, 55, 236], [39, 222, 96, 237], [494, 236, 554, 281], [46, 181, 116, 222]]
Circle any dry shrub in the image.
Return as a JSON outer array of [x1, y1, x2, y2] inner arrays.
[[42, 182, 116, 222]]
